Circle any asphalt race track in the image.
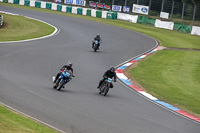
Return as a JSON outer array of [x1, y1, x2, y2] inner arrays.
[[0, 6, 200, 133]]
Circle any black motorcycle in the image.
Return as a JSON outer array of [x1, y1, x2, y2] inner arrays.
[[99, 78, 112, 96], [92, 40, 100, 52]]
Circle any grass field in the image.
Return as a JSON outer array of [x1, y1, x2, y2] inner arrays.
[[130, 50, 200, 117], [0, 105, 58, 133], [0, 13, 55, 42]]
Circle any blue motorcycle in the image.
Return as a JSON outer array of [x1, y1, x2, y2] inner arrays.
[[53, 70, 72, 91]]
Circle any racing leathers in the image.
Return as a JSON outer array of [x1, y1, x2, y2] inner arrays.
[[54, 65, 74, 83]]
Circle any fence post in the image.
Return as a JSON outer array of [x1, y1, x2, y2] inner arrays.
[[161, 0, 164, 12], [191, 0, 196, 25], [148, 0, 151, 18], [125, 0, 127, 7], [181, 0, 185, 23], [112, 0, 114, 6], [111, 0, 114, 11], [170, 0, 174, 21]]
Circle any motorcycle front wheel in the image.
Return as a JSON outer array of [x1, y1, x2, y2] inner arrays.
[[57, 80, 65, 91], [103, 86, 109, 96]]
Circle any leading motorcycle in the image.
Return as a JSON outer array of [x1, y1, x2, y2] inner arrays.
[[53, 70, 72, 91]]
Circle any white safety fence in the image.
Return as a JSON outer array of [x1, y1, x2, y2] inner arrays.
[[62, 5, 66, 12], [91, 9, 96, 17], [30, 0, 35, 7], [8, 0, 13, 3], [155, 19, 174, 30], [117, 13, 138, 23], [191, 26, 200, 36], [19, 0, 24, 5], [41, 2, 46, 9], [102, 11, 108, 19], [51, 3, 57, 10], [72, 6, 78, 14], [82, 8, 87, 16]]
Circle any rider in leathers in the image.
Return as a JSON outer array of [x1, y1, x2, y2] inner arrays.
[[53, 61, 74, 83], [92, 34, 102, 49], [97, 67, 116, 89]]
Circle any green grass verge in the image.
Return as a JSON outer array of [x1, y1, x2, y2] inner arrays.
[[0, 12, 55, 42], [0, 2, 200, 48], [130, 50, 200, 117], [0, 105, 58, 133]]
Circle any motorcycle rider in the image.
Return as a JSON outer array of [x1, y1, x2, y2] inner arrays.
[[53, 61, 74, 83], [92, 34, 102, 49], [97, 66, 116, 89]]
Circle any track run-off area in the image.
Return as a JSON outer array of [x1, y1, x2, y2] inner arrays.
[[0, 5, 200, 133]]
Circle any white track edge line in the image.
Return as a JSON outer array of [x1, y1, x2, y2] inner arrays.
[[117, 79, 200, 125]]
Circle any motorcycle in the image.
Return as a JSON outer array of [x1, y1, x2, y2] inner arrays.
[[99, 78, 112, 96], [92, 40, 100, 52], [53, 70, 72, 91]]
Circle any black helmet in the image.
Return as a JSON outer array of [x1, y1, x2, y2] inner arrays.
[[67, 61, 73, 67], [110, 66, 115, 72]]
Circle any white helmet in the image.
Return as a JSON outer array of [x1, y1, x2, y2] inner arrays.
[[67, 61, 73, 67]]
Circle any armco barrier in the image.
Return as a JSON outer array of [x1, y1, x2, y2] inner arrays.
[[0, 0, 199, 36]]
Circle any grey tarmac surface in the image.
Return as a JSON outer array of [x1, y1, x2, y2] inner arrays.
[[0, 6, 199, 133]]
